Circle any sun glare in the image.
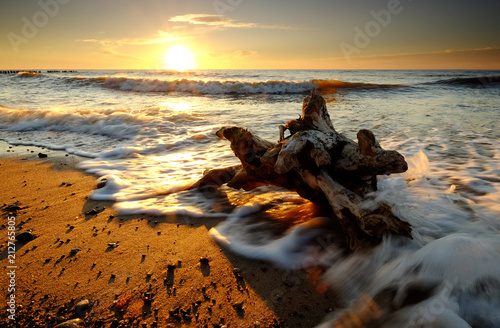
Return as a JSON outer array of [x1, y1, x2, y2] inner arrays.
[[164, 45, 196, 72]]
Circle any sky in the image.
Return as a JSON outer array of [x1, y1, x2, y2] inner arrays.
[[1, 0, 499, 69]]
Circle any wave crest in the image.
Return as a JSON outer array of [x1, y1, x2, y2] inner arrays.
[[437, 76, 500, 87], [71, 76, 406, 94], [0, 106, 153, 138]]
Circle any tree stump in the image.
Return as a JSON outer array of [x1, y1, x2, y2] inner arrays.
[[195, 90, 412, 249]]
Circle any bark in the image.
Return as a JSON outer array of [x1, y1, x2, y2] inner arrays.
[[193, 90, 412, 249]]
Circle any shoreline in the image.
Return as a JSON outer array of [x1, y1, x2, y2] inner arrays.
[[0, 142, 336, 327]]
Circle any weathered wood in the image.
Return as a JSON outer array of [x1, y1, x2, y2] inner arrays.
[[194, 90, 412, 249], [189, 165, 241, 191]]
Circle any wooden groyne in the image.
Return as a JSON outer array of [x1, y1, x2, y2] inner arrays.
[[0, 70, 78, 74]]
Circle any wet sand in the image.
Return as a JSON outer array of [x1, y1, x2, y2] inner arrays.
[[0, 142, 336, 327]]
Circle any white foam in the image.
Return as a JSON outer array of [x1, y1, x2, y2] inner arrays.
[[210, 209, 340, 269], [0, 137, 99, 158], [90, 175, 131, 201], [99, 77, 318, 94], [316, 233, 500, 327], [211, 145, 500, 327], [0, 106, 150, 138]]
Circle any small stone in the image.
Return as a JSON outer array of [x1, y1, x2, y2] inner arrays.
[[38, 152, 48, 158], [70, 248, 80, 255], [75, 299, 90, 317], [53, 318, 86, 328], [16, 230, 35, 243], [200, 257, 209, 265], [96, 178, 108, 189]]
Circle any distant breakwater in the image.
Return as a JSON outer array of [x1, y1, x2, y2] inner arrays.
[[0, 70, 77, 74]]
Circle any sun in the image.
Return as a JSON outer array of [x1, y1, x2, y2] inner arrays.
[[163, 45, 196, 72]]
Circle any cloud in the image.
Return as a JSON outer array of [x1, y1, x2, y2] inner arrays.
[[102, 48, 141, 60], [79, 30, 182, 47], [170, 14, 255, 28], [169, 14, 296, 30], [338, 47, 500, 61], [77, 30, 183, 60], [234, 50, 258, 58], [207, 50, 258, 58]]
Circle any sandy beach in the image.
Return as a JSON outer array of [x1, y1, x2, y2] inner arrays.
[[0, 142, 337, 328]]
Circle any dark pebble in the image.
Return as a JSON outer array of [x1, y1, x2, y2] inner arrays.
[[96, 178, 108, 189], [38, 153, 48, 158], [75, 299, 90, 317], [53, 318, 86, 328], [16, 230, 35, 243], [200, 257, 209, 265], [233, 302, 244, 310], [70, 248, 80, 255]]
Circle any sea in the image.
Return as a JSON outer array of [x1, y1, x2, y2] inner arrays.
[[1, 69, 500, 327]]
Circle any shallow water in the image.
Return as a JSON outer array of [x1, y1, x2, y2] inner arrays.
[[1, 69, 500, 326]]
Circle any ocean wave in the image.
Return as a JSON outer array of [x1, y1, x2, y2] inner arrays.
[[69, 76, 406, 94], [0, 106, 154, 138], [436, 76, 500, 87], [15, 71, 44, 77]]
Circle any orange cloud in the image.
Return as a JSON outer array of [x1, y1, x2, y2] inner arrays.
[[169, 14, 296, 30]]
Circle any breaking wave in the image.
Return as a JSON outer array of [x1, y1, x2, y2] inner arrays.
[[436, 75, 500, 87], [70, 76, 407, 94], [0, 106, 163, 138]]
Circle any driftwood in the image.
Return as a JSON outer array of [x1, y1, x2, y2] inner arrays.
[[195, 90, 412, 249]]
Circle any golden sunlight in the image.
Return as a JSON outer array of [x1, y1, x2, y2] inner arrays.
[[163, 45, 196, 71]]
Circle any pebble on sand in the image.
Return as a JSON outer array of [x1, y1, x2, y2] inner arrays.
[[75, 299, 91, 317], [16, 230, 35, 243], [53, 318, 86, 328]]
